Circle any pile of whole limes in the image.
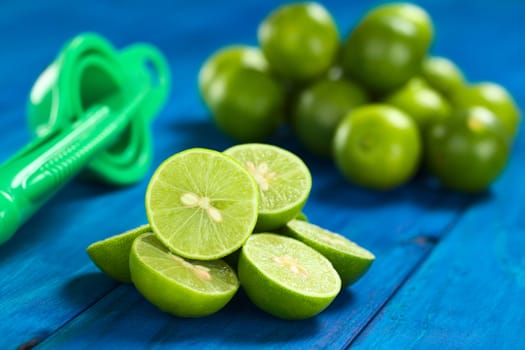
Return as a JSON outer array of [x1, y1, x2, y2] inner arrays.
[[199, 2, 520, 193]]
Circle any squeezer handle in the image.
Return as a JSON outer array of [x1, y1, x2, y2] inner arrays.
[[0, 91, 148, 244]]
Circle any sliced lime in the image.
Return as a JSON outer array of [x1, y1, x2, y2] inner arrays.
[[224, 143, 311, 231], [282, 220, 375, 287], [145, 148, 259, 260], [238, 233, 341, 320], [295, 211, 309, 222], [130, 233, 239, 317], [86, 224, 151, 283]]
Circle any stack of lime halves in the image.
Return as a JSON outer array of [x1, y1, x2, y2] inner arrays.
[[87, 144, 375, 320], [200, 2, 520, 193]]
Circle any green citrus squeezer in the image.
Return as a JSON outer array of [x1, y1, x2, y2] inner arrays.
[[0, 33, 170, 244]]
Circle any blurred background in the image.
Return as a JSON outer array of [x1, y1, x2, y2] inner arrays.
[[1, 0, 523, 252], [0, 0, 523, 158]]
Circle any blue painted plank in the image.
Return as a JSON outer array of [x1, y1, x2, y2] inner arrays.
[[351, 140, 525, 348]]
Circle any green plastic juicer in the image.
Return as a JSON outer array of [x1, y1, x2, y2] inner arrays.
[[0, 33, 170, 244]]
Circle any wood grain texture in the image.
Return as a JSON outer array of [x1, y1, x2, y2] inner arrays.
[[0, 0, 523, 349], [351, 137, 525, 349]]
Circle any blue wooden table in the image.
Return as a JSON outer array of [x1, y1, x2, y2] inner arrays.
[[1, 0, 524, 348]]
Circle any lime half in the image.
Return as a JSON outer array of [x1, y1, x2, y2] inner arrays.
[[224, 144, 312, 231], [238, 233, 341, 319], [87, 224, 151, 283], [145, 148, 259, 260], [130, 233, 239, 317], [282, 220, 375, 287], [295, 211, 309, 222]]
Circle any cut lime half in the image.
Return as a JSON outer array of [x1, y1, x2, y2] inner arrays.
[[282, 220, 375, 287], [145, 148, 259, 260], [87, 224, 151, 283], [130, 233, 239, 317], [224, 144, 311, 231], [238, 233, 341, 319]]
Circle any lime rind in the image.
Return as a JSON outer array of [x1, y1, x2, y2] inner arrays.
[[238, 233, 341, 319], [86, 224, 151, 283], [145, 148, 259, 260], [198, 45, 269, 101], [130, 233, 239, 317], [295, 211, 309, 222], [224, 143, 312, 231], [282, 219, 375, 287]]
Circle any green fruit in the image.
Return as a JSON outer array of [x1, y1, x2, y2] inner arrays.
[[365, 3, 433, 44], [224, 143, 312, 231], [130, 233, 239, 317], [452, 82, 521, 140], [333, 104, 421, 190], [282, 219, 375, 287], [383, 77, 451, 131], [145, 148, 259, 260], [342, 3, 434, 93], [258, 2, 339, 81], [87, 224, 151, 283], [238, 233, 341, 320], [292, 78, 368, 157], [425, 106, 510, 193], [205, 67, 285, 142], [199, 45, 269, 103], [421, 56, 465, 97], [295, 211, 309, 222]]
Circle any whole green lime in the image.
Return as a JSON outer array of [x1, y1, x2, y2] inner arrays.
[[333, 104, 421, 190], [341, 3, 433, 93], [258, 2, 339, 81], [383, 77, 451, 131], [292, 78, 368, 157], [199, 45, 269, 103], [425, 106, 510, 193], [421, 56, 465, 98], [205, 67, 285, 142], [452, 82, 520, 140], [199, 46, 284, 141]]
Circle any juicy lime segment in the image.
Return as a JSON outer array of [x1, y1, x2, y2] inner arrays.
[[145, 148, 259, 260], [87, 224, 151, 283], [238, 233, 341, 320], [224, 144, 312, 231], [282, 220, 375, 287], [130, 233, 239, 317]]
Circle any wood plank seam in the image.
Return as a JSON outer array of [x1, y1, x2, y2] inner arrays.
[[344, 197, 473, 348], [21, 281, 121, 349], [343, 246, 435, 349]]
